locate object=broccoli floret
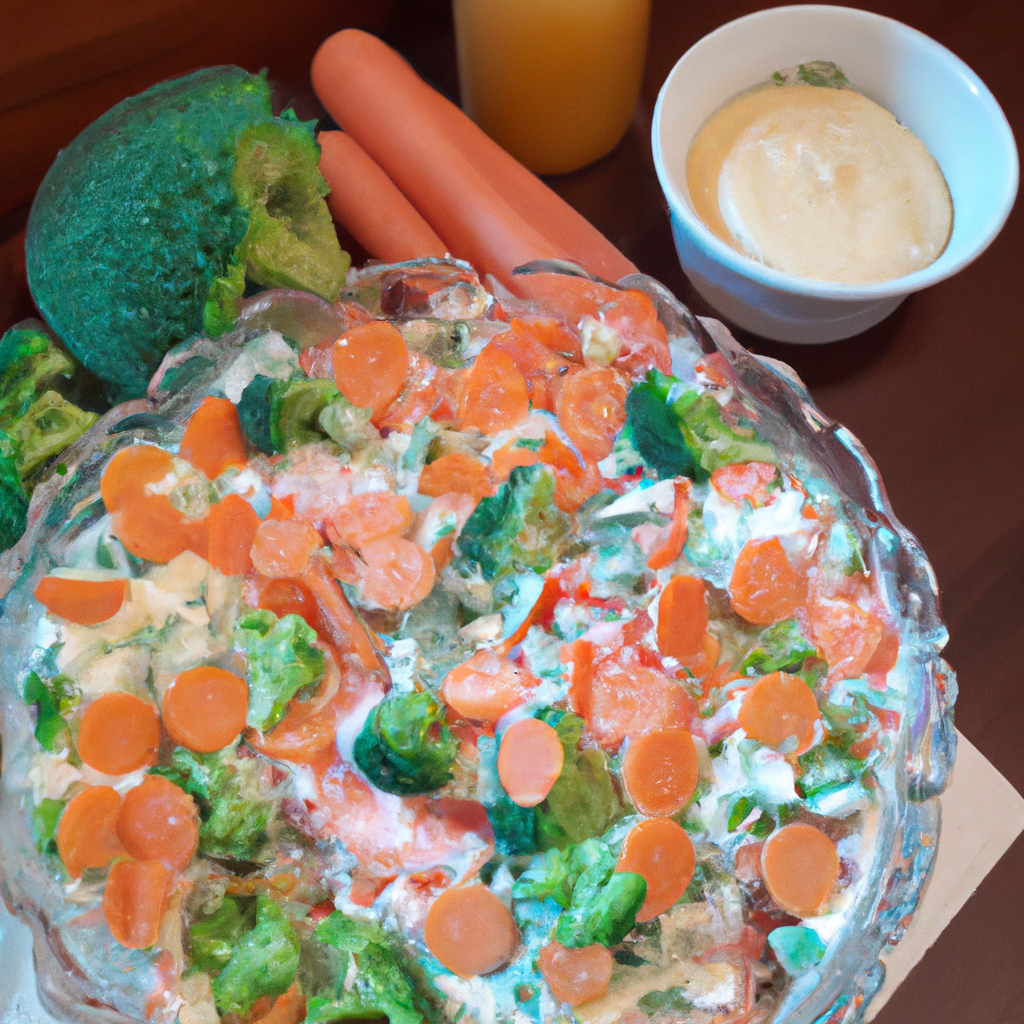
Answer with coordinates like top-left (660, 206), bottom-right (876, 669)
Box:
top-left (236, 608), bottom-right (325, 732)
top-left (189, 897), bottom-right (257, 974)
top-left (353, 691), bottom-right (458, 795)
top-left (740, 619), bottom-right (819, 676)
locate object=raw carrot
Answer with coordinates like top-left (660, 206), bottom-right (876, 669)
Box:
top-left (117, 775), bottom-right (199, 872)
top-left (710, 462), bottom-right (779, 507)
top-left (737, 671), bottom-right (822, 756)
top-left (760, 823), bottom-right (839, 917)
top-left (538, 942), bottom-right (613, 1006)
top-left (301, 558), bottom-right (381, 673)
top-left (56, 785), bottom-right (127, 878)
top-left (103, 858), bottom-right (173, 949)
top-left (161, 666), bottom-right (248, 753)
top-left (100, 444), bottom-right (174, 512)
top-left (251, 519), bottom-right (323, 579)
top-left (358, 535), bottom-right (436, 610)
top-left (311, 30), bottom-right (635, 283)
top-left (555, 366), bottom-right (627, 461)
top-left (254, 576), bottom-right (324, 632)
top-left (616, 818), bottom-right (695, 922)
top-left (333, 321), bottom-right (411, 423)
top-left (646, 483), bottom-right (691, 571)
top-left (497, 718), bottom-right (564, 807)
top-left (656, 575), bottom-right (707, 662)
top-left (729, 537), bottom-right (807, 626)
top-left (78, 693), bottom-right (160, 775)
top-left (461, 341), bottom-right (530, 434)
top-left (418, 453), bottom-right (491, 501)
top-left (178, 396), bottom-right (247, 480)
top-left (423, 884), bottom-right (520, 977)
top-left (620, 727), bottom-right (699, 817)
top-left (207, 494), bottom-right (261, 576)
top-left (442, 649), bottom-right (539, 723)
top-left (249, 688), bottom-right (343, 771)
top-left (330, 492), bottom-right (414, 549)
top-left (34, 576), bottom-right (128, 626)
top-left (808, 596), bottom-right (885, 684)
top-left (318, 130), bottom-right (447, 262)
top-left (251, 984), bottom-right (307, 1024)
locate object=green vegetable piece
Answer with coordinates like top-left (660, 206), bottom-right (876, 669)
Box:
top-left (189, 897), bottom-right (257, 974)
top-left (637, 987), bottom-right (693, 1016)
top-left (0, 327), bottom-right (77, 426)
top-left (277, 378), bottom-right (340, 450)
top-left (797, 742), bottom-right (867, 800)
top-left (767, 925), bottom-right (827, 974)
top-left (0, 442), bottom-right (28, 550)
top-left (202, 261), bottom-right (247, 339)
top-left (554, 870), bottom-right (647, 948)
top-left (456, 464), bottom-right (572, 581)
top-left (237, 609), bottom-right (325, 732)
top-left (353, 691), bottom-right (458, 795)
top-left (310, 912), bottom-right (423, 1024)
top-left (7, 390), bottom-right (98, 481)
top-left (796, 61), bottom-right (850, 89)
top-left (237, 374), bottom-right (281, 454)
top-left (623, 374), bottom-right (698, 480)
top-left (741, 619), bottom-right (819, 676)
top-left (727, 794), bottom-right (757, 832)
top-left (512, 847), bottom-right (575, 908)
top-left (32, 797), bottom-right (65, 854)
top-left (487, 794), bottom-right (539, 856)
top-left (211, 895), bottom-right (300, 1015)
top-left (23, 671), bottom-right (79, 752)
top-left (320, 393), bottom-right (375, 451)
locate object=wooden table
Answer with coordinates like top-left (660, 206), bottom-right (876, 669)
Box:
top-left (2, 1), bottom-right (1021, 1021)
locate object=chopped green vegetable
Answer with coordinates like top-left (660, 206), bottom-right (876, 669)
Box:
top-left (767, 925), bottom-right (827, 974)
top-left (623, 373), bottom-right (698, 480)
top-left (237, 374), bottom-right (280, 454)
top-left (211, 895), bottom-right (300, 1015)
top-left (0, 441), bottom-right (28, 550)
top-left (554, 869), bottom-right (647, 948)
top-left (487, 793), bottom-right (539, 856)
top-left (0, 327), bottom-right (77, 426)
top-left (353, 691), bottom-right (458, 795)
top-left (741, 619), bottom-right (819, 675)
top-left (308, 912), bottom-right (424, 1024)
top-left (456, 464), bottom-right (573, 582)
top-left (796, 61), bottom-right (850, 89)
top-left (7, 390), bottom-right (97, 479)
top-left (237, 608), bottom-right (325, 732)
top-left (189, 897), bottom-right (257, 974)
top-left (320, 393), bottom-right (375, 451)
top-left (276, 378), bottom-right (340, 450)
top-left (797, 742), bottom-right (866, 799)
top-left (637, 987), bottom-right (693, 1016)
top-left (727, 794), bottom-right (757, 832)
top-left (22, 671), bottom-right (79, 752)
top-left (32, 797), bottom-right (65, 854)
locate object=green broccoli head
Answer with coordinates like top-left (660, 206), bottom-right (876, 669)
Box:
top-left (26, 67), bottom-right (348, 401)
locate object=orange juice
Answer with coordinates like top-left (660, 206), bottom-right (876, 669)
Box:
top-left (453, 0), bottom-right (651, 175)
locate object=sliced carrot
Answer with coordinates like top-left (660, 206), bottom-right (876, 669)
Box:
top-left (555, 366), bottom-right (628, 461)
top-left (178, 396), bottom-right (247, 480)
top-left (760, 823), bottom-right (839, 917)
top-left (511, 315), bottom-right (584, 362)
top-left (865, 628), bottom-right (900, 675)
top-left (418, 453), bottom-right (491, 502)
top-left (255, 576), bottom-right (324, 633)
top-left (117, 775), bottom-right (199, 872)
top-left (301, 559), bottom-right (381, 673)
top-left (710, 462), bottom-right (779, 507)
top-left (737, 671), bottom-right (822, 756)
top-left (251, 519), bottom-right (323, 579)
top-left (657, 575), bottom-right (708, 663)
top-left (512, 273), bottom-right (622, 329)
top-left (248, 688), bottom-right (344, 772)
top-left (592, 290), bottom-right (672, 378)
top-left (111, 496), bottom-right (208, 566)
top-left (56, 785), bottom-right (127, 878)
top-left (34, 576), bottom-right (128, 626)
top-left (461, 341), bottom-right (530, 434)
top-left (492, 319), bottom-right (575, 412)
top-left (330, 492), bottom-right (414, 550)
top-left (423, 884), bottom-right (520, 977)
top-left (208, 494), bottom-right (261, 576)
top-left (616, 818), bottom-right (695, 922)
top-left (251, 983), bottom-right (307, 1024)
top-left (161, 666), bottom-right (248, 753)
top-left (100, 444), bottom-right (175, 513)
top-left (268, 494), bottom-right (295, 520)
top-left (489, 439), bottom-right (543, 481)
top-left (808, 596), bottom-right (884, 684)
top-left (621, 727), bottom-right (699, 817)
top-left (442, 650), bottom-right (539, 723)
top-left (538, 431), bottom-right (604, 513)
top-left (103, 858), bottom-right (173, 949)
top-left (538, 942), bottom-right (613, 1006)
top-left (647, 482), bottom-right (692, 571)
top-left (333, 320), bottom-right (411, 423)
top-left (358, 535), bottom-right (436, 610)
top-left (729, 537), bottom-right (807, 626)
top-left (497, 718), bottom-right (564, 807)
top-left (413, 492), bottom-right (478, 572)
top-left (78, 693), bottom-right (160, 775)
top-left (318, 130), bottom-right (448, 262)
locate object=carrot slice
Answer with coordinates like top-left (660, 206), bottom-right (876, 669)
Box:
top-left (729, 537), bottom-right (807, 625)
top-left (442, 650), bottom-right (539, 723)
top-left (34, 576), bottom-right (128, 626)
top-left (647, 482), bottom-right (691, 571)
top-left (333, 321), bottom-right (411, 423)
top-left (616, 818), bottom-right (695, 922)
top-left (656, 575), bottom-right (708, 663)
top-left (330, 492), bottom-right (415, 550)
top-left (207, 494), bottom-right (261, 576)
top-left (178, 396), bottom-right (247, 480)
top-left (103, 858), bottom-right (173, 949)
top-left (710, 462), bottom-right (779, 507)
top-left (621, 727), bottom-right (699, 817)
top-left (301, 559), bottom-right (381, 673)
top-left (423, 884), bottom-right (520, 977)
top-left (56, 785), bottom-right (127, 878)
top-left (318, 130), bottom-right (447, 262)
top-left (111, 496), bottom-right (206, 566)
top-left (462, 341), bottom-right (530, 434)
top-left (358, 536), bottom-right (436, 610)
top-left (808, 596), bottom-right (885, 684)
top-left (555, 366), bottom-right (627, 461)
top-left (418, 453), bottom-right (491, 502)
top-left (250, 690), bottom-right (343, 772)
top-left (497, 718), bottom-right (564, 807)
top-left (251, 983), bottom-right (307, 1024)
top-left (538, 430), bottom-right (604, 513)
top-left (538, 942), bottom-right (613, 1006)
top-left (254, 576), bottom-right (324, 633)
top-left (161, 666), bottom-right (248, 753)
top-left (251, 519), bottom-right (323, 579)
top-left (117, 775), bottom-right (199, 872)
top-left (78, 693), bottom-right (160, 775)
top-left (760, 823), bottom-right (839, 917)
top-left (413, 492), bottom-right (478, 572)
top-left (100, 444), bottom-right (175, 513)
top-left (737, 671), bottom-right (822, 755)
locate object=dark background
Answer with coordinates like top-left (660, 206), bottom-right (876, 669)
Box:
top-left (1, 1), bottom-right (1022, 1021)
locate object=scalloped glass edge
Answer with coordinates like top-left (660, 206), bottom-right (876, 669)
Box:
top-left (0, 260), bottom-right (957, 1024)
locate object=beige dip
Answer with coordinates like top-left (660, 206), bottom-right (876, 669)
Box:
top-left (685, 70), bottom-right (953, 284)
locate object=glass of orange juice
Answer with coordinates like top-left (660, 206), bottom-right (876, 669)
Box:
top-left (452, 0), bottom-right (652, 175)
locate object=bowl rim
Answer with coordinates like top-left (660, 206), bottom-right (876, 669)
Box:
top-left (652, 3), bottom-right (1020, 300)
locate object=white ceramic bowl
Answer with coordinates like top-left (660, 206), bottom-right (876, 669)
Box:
top-left (652, 4), bottom-right (1019, 343)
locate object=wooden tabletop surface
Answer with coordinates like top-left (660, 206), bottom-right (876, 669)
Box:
top-left (3, 1), bottom-right (1021, 1021)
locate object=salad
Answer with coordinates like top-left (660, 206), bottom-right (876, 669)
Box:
top-left (0, 259), bottom-right (950, 1024)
